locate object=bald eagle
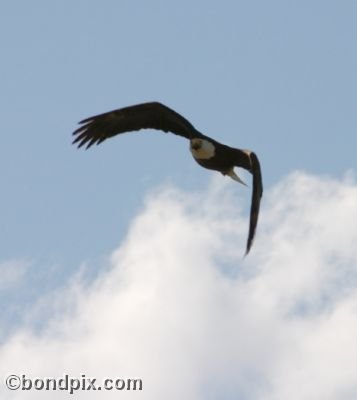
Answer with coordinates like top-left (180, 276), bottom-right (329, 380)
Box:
top-left (73, 102), bottom-right (263, 255)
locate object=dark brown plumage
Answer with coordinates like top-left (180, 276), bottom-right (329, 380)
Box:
top-left (73, 101), bottom-right (263, 255)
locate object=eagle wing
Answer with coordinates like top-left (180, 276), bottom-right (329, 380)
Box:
top-left (245, 152), bottom-right (263, 255)
top-left (232, 149), bottom-right (263, 255)
top-left (73, 102), bottom-right (199, 149)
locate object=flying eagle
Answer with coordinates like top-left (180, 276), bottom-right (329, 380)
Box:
top-left (73, 102), bottom-right (263, 255)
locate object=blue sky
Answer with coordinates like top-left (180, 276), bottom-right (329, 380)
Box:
top-left (1, 2), bottom-right (357, 399)
top-left (1, 0), bottom-right (356, 264)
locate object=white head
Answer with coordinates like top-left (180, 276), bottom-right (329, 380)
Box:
top-left (190, 138), bottom-right (215, 160)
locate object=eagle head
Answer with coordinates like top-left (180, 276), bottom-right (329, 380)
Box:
top-left (190, 138), bottom-right (215, 160)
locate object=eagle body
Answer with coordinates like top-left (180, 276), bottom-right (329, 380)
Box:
top-left (73, 102), bottom-right (263, 255)
top-left (190, 138), bottom-right (252, 174)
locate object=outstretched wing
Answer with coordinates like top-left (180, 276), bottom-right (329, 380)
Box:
top-left (245, 152), bottom-right (263, 255)
top-left (72, 102), bottom-right (198, 149)
top-left (232, 149), bottom-right (263, 255)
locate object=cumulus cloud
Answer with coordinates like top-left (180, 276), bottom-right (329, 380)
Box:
top-left (1, 171), bottom-right (357, 399)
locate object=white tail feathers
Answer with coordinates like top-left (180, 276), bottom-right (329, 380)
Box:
top-left (225, 168), bottom-right (247, 186)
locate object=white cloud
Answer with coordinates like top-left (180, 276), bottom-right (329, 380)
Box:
top-left (1, 171), bottom-right (357, 399)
